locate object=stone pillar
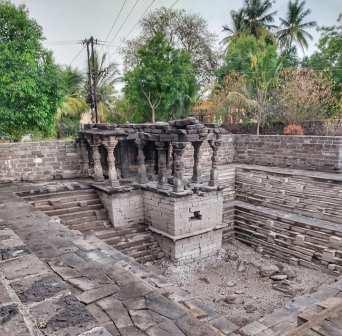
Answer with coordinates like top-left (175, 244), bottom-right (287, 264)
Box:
top-left (156, 142), bottom-right (168, 188)
top-left (135, 138), bottom-right (148, 184)
top-left (91, 144), bottom-right (104, 182)
top-left (208, 138), bottom-right (222, 187)
top-left (79, 138), bottom-right (90, 176)
top-left (104, 137), bottom-right (120, 187)
top-left (192, 141), bottom-right (203, 183)
top-left (173, 142), bottom-right (187, 192)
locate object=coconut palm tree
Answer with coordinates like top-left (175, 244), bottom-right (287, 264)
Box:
top-left (222, 9), bottom-right (246, 46)
top-left (243, 0), bottom-right (277, 37)
top-left (89, 51), bottom-right (120, 121)
top-left (56, 67), bottom-right (87, 122)
top-left (278, 0), bottom-right (316, 52)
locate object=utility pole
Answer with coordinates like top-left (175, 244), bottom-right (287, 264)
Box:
top-left (83, 36), bottom-right (99, 123)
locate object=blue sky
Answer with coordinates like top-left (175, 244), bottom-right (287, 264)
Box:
top-left (13, 0), bottom-right (342, 70)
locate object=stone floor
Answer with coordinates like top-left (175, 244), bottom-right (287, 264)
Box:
top-left (1, 181), bottom-right (342, 336)
top-left (0, 183), bottom-right (220, 336)
top-left (157, 241), bottom-right (336, 327)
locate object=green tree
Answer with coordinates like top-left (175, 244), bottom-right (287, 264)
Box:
top-left (222, 9), bottom-right (246, 47)
top-left (122, 7), bottom-right (216, 90)
top-left (124, 33), bottom-right (197, 123)
top-left (278, 0), bottom-right (316, 52)
top-left (306, 15), bottom-right (342, 99)
top-left (0, 1), bottom-right (63, 140)
top-left (217, 33), bottom-right (282, 134)
top-left (243, 0), bottom-right (277, 37)
top-left (57, 51), bottom-right (120, 130)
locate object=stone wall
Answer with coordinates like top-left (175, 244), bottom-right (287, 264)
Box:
top-left (235, 166), bottom-right (342, 224)
top-left (183, 133), bottom-right (235, 180)
top-left (97, 189), bottom-right (144, 227)
top-left (233, 135), bottom-right (342, 173)
top-left (0, 140), bottom-right (82, 183)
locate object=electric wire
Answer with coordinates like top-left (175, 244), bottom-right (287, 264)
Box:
top-left (110, 0), bottom-right (142, 44)
top-left (69, 45), bottom-right (85, 66)
top-left (103, 0), bottom-right (129, 43)
top-left (125, 0), bottom-right (157, 39)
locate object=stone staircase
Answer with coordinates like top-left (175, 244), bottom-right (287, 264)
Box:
top-left (19, 185), bottom-right (164, 263)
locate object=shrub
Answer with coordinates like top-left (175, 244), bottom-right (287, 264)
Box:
top-left (283, 124), bottom-right (304, 135)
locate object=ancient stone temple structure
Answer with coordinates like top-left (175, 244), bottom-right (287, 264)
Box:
top-left (78, 118), bottom-right (225, 263)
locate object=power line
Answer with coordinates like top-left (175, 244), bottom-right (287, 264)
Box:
top-left (103, 0), bottom-right (129, 42)
top-left (170, 0), bottom-right (180, 8)
top-left (126, 0), bottom-right (157, 39)
top-left (110, 0), bottom-right (142, 44)
top-left (69, 45), bottom-right (85, 66)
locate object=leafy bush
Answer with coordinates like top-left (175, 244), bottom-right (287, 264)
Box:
top-left (283, 124), bottom-right (304, 135)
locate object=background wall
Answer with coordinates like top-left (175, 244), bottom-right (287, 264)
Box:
top-left (233, 135), bottom-right (342, 173)
top-left (0, 140), bottom-right (82, 183)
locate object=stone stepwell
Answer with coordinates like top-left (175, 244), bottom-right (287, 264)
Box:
top-left (18, 183), bottom-right (165, 264)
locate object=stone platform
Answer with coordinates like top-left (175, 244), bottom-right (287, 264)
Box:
top-left (0, 183), bottom-right (223, 336)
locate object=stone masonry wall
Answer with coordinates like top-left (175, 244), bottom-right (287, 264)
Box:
top-left (234, 135), bottom-right (342, 173)
top-left (0, 140), bottom-right (82, 183)
top-left (235, 166), bottom-right (342, 224)
top-left (98, 189), bottom-right (144, 227)
top-left (183, 133), bottom-right (235, 180)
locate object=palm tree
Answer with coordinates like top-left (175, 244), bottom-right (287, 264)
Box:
top-left (57, 52), bottom-right (120, 127)
top-left (243, 0), bottom-right (277, 37)
top-left (222, 9), bottom-right (246, 46)
top-left (57, 67), bottom-right (87, 122)
top-left (278, 0), bottom-right (316, 52)
top-left (90, 52), bottom-right (120, 121)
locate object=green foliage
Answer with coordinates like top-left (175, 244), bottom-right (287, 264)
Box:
top-left (216, 33), bottom-right (282, 133)
top-left (0, 1), bottom-right (63, 140)
top-left (124, 33), bottom-right (198, 123)
top-left (306, 16), bottom-right (342, 100)
top-left (122, 7), bottom-right (217, 89)
top-left (278, 0), bottom-right (316, 52)
top-left (222, 0), bottom-right (277, 46)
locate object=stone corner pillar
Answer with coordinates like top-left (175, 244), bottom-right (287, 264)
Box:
top-left (135, 138), bottom-right (148, 184)
top-left (191, 141), bottom-right (203, 184)
top-left (104, 137), bottom-right (120, 187)
top-left (208, 137), bottom-right (222, 187)
top-left (91, 143), bottom-right (104, 182)
top-left (155, 142), bottom-right (168, 189)
top-left (172, 142), bottom-right (187, 192)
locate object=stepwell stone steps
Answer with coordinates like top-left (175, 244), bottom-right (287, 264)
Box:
top-left (19, 186), bottom-right (165, 264)
top-left (33, 197), bottom-right (101, 210)
top-left (19, 188), bottom-right (96, 201)
top-left (234, 201), bottom-right (342, 273)
top-left (42, 202), bottom-right (103, 216)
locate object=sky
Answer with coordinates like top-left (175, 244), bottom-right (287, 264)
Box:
top-left (12, 0), bottom-right (342, 71)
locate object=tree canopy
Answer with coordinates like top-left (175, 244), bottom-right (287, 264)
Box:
top-left (124, 33), bottom-right (197, 123)
top-left (122, 7), bottom-right (217, 90)
top-left (0, 1), bottom-right (63, 140)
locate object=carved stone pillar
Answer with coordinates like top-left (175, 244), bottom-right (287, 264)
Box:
top-left (156, 142), bottom-right (168, 188)
top-left (79, 138), bottom-right (90, 176)
top-left (91, 144), bottom-right (104, 182)
top-left (173, 142), bottom-right (187, 192)
top-left (135, 138), bottom-right (148, 184)
top-left (104, 137), bottom-right (120, 187)
top-left (192, 141), bottom-right (203, 183)
top-left (208, 138), bottom-right (222, 187)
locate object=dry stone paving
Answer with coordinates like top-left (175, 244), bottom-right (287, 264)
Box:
top-left (0, 185), bottom-right (225, 336)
